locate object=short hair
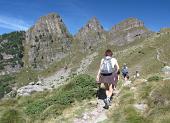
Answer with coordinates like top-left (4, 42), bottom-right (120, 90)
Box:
top-left (105, 49), bottom-right (113, 56)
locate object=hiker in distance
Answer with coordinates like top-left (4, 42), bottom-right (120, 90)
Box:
top-left (122, 63), bottom-right (129, 81)
top-left (96, 49), bottom-right (120, 109)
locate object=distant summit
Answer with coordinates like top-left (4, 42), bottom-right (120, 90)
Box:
top-left (111, 18), bottom-right (144, 32)
top-left (83, 17), bottom-right (104, 32)
top-left (108, 17), bottom-right (151, 45)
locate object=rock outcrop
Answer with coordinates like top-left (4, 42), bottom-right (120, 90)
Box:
top-left (108, 18), bottom-right (151, 45)
top-left (75, 17), bottom-right (106, 52)
top-left (25, 13), bottom-right (72, 70)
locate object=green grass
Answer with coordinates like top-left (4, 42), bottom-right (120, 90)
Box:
top-left (119, 88), bottom-right (135, 105)
top-left (0, 31), bottom-right (25, 70)
top-left (0, 75), bottom-right (15, 99)
top-left (147, 75), bottom-right (163, 82)
top-left (0, 74), bottom-right (97, 122)
top-left (14, 67), bottom-right (38, 87)
top-left (25, 74), bottom-right (96, 118)
top-left (0, 29), bottom-right (170, 123)
top-left (0, 109), bottom-right (26, 123)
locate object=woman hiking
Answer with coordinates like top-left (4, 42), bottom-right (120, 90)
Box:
top-left (96, 49), bottom-right (120, 109)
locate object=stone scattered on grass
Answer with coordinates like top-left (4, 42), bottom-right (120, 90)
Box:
top-left (133, 103), bottom-right (148, 112)
top-left (162, 66), bottom-right (170, 74)
top-left (123, 80), bottom-right (132, 87)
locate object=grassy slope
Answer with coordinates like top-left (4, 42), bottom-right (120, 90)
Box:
top-left (88, 32), bottom-right (170, 78)
top-left (14, 39), bottom-right (87, 87)
top-left (0, 74), bottom-right (97, 123)
top-left (87, 32), bottom-right (170, 123)
top-left (0, 31), bottom-right (170, 122)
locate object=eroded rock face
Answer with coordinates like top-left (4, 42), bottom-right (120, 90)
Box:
top-left (25, 13), bottom-right (72, 70)
top-left (75, 17), bottom-right (106, 52)
top-left (108, 18), bottom-right (151, 45)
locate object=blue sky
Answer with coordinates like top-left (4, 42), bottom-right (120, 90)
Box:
top-left (0, 0), bottom-right (170, 34)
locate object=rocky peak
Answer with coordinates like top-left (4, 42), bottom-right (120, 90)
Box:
top-left (111, 18), bottom-right (144, 32)
top-left (25, 13), bottom-right (72, 70)
top-left (75, 17), bottom-right (105, 52)
top-left (108, 18), bottom-right (150, 45)
top-left (84, 17), bottom-right (104, 31)
top-left (27, 13), bottom-right (69, 39)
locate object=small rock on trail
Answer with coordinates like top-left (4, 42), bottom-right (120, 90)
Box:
top-left (73, 99), bottom-right (107, 123)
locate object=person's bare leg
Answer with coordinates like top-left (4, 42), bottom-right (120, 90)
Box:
top-left (124, 77), bottom-right (127, 81)
top-left (98, 83), bottom-right (101, 89)
top-left (104, 83), bottom-right (109, 97)
top-left (108, 84), bottom-right (113, 97)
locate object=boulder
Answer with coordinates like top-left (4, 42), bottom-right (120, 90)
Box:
top-left (162, 66), bottom-right (170, 74)
top-left (17, 85), bottom-right (45, 96)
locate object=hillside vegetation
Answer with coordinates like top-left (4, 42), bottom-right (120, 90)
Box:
top-left (0, 31), bottom-right (25, 70)
top-left (0, 15), bottom-right (170, 122)
top-left (0, 31), bottom-right (25, 98)
top-left (0, 74), bottom-right (97, 123)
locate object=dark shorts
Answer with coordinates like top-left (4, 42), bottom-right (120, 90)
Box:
top-left (122, 73), bottom-right (128, 78)
top-left (98, 72), bottom-right (118, 86)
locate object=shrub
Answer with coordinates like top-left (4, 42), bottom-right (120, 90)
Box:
top-left (147, 75), bottom-right (162, 82)
top-left (0, 75), bottom-right (15, 98)
top-left (25, 74), bottom-right (97, 118)
top-left (0, 109), bottom-right (25, 123)
top-left (0, 31), bottom-right (25, 70)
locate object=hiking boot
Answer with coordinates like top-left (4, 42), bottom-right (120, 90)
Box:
top-left (104, 98), bottom-right (110, 107)
top-left (108, 99), bottom-right (111, 106)
top-left (103, 104), bottom-right (109, 109)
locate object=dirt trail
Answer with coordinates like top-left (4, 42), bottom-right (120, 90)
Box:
top-left (73, 88), bottom-right (121, 123)
top-left (156, 48), bottom-right (167, 65)
top-left (73, 78), bottom-right (151, 123)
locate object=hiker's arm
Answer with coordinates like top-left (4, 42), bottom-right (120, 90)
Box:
top-left (115, 60), bottom-right (120, 80)
top-left (115, 60), bottom-right (120, 72)
top-left (96, 59), bottom-right (103, 81)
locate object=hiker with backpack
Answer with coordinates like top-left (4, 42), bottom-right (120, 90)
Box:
top-left (96, 49), bottom-right (120, 109)
top-left (122, 63), bottom-right (129, 81)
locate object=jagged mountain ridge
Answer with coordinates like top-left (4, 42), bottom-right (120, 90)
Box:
top-left (25, 13), bottom-right (152, 70)
top-left (1, 13), bottom-right (152, 72)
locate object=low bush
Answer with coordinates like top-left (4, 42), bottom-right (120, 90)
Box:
top-left (0, 75), bottom-right (15, 98)
top-left (0, 109), bottom-right (25, 123)
top-left (147, 75), bottom-right (162, 82)
top-left (25, 74), bottom-right (97, 118)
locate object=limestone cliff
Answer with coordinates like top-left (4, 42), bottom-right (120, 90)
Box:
top-left (25, 13), bottom-right (72, 70)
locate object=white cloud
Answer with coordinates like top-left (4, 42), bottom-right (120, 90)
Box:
top-left (0, 15), bottom-right (30, 31)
